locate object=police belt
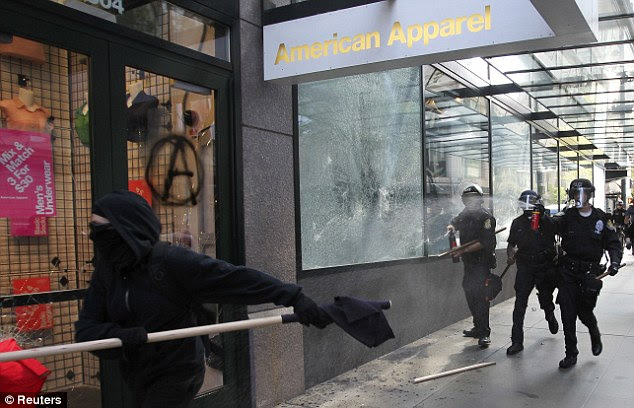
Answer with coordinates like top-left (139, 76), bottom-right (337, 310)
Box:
top-left (562, 257), bottom-right (601, 273)
top-left (516, 250), bottom-right (552, 264)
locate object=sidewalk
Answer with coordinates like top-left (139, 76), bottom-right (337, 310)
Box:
top-left (279, 253), bottom-right (634, 408)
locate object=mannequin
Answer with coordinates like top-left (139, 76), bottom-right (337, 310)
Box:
top-left (18, 87), bottom-right (36, 112)
top-left (0, 85), bottom-right (50, 131)
top-left (127, 80), bottom-right (144, 108)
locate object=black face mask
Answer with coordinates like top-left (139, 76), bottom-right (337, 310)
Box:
top-left (90, 224), bottom-right (137, 271)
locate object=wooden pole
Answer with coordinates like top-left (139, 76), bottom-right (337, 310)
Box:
top-left (0, 315), bottom-right (284, 363)
top-left (413, 361), bottom-right (496, 384)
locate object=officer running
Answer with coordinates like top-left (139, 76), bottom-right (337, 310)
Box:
top-left (552, 179), bottom-right (622, 369)
top-left (447, 183), bottom-right (497, 347)
top-left (624, 201), bottom-right (634, 253)
top-left (506, 190), bottom-right (559, 356)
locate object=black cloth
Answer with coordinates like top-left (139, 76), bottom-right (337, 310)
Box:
top-left (320, 296), bottom-right (395, 348)
top-left (451, 207), bottom-right (497, 338)
top-left (552, 207), bottom-right (622, 356)
top-left (76, 190), bottom-right (303, 407)
top-left (127, 91), bottom-right (159, 143)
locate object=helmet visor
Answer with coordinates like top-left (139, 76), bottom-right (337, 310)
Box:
top-left (570, 187), bottom-right (593, 208)
top-left (518, 195), bottom-right (539, 211)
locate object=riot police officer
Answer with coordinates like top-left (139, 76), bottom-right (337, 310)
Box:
top-left (447, 183), bottom-right (497, 347)
top-left (552, 179), bottom-right (622, 369)
top-left (506, 190), bottom-right (558, 356)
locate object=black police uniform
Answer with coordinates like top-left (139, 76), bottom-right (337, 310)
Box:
top-left (507, 212), bottom-right (557, 345)
top-left (611, 207), bottom-right (626, 227)
top-left (451, 208), bottom-right (497, 339)
top-left (552, 207), bottom-right (622, 361)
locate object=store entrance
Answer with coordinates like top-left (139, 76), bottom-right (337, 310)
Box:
top-left (0, 4), bottom-right (239, 408)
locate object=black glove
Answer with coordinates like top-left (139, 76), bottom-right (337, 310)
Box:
top-left (292, 293), bottom-right (332, 329)
top-left (116, 327), bottom-right (148, 349)
top-left (608, 262), bottom-right (620, 276)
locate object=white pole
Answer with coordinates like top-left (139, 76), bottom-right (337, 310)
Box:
top-left (413, 361), bottom-right (496, 383)
top-left (0, 315), bottom-right (284, 363)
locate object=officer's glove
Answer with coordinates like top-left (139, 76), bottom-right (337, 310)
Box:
top-left (608, 262), bottom-right (620, 276)
top-left (292, 293), bottom-right (332, 329)
top-left (535, 204), bottom-right (546, 215)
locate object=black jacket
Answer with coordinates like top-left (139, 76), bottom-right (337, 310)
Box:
top-left (75, 190), bottom-right (302, 388)
top-left (450, 207), bottom-right (497, 266)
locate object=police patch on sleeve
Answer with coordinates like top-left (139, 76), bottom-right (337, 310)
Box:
top-left (595, 220), bottom-right (604, 234)
top-left (484, 218), bottom-right (492, 230)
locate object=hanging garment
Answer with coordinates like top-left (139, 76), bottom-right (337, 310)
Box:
top-left (0, 97), bottom-right (50, 131)
top-left (127, 91), bottom-right (159, 143)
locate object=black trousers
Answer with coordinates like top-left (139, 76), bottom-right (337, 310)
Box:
top-left (463, 263), bottom-right (490, 337)
top-left (511, 262), bottom-right (557, 344)
top-left (556, 266), bottom-right (599, 356)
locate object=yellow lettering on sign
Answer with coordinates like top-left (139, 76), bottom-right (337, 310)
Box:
top-left (311, 42), bottom-right (323, 59)
top-left (274, 43), bottom-right (289, 65)
top-left (387, 22), bottom-right (406, 46)
top-left (291, 44), bottom-right (310, 61)
top-left (440, 18), bottom-right (455, 37)
top-left (272, 5), bottom-right (493, 65)
top-left (339, 36), bottom-right (352, 53)
top-left (423, 21), bottom-right (439, 45)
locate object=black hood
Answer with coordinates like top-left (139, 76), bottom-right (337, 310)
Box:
top-left (93, 190), bottom-right (161, 263)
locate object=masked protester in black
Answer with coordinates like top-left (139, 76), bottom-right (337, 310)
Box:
top-left (551, 179), bottom-right (622, 369)
top-left (75, 190), bottom-right (331, 408)
top-left (506, 190), bottom-right (558, 356)
top-left (447, 183), bottom-right (497, 348)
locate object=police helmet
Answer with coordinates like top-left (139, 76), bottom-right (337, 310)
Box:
top-left (568, 178), bottom-right (595, 208)
top-left (461, 183), bottom-right (484, 208)
top-left (617, 199), bottom-right (624, 206)
top-left (518, 190), bottom-right (541, 211)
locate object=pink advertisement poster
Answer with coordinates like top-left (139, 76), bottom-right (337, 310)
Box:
top-left (0, 129), bottom-right (56, 217)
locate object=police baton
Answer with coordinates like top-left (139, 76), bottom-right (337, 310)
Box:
top-left (596, 263), bottom-right (626, 280)
top-left (434, 227), bottom-right (507, 259)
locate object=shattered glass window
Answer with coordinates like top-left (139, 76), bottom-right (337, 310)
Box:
top-left (298, 67), bottom-right (422, 269)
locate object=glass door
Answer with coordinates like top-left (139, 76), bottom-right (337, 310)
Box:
top-left (107, 43), bottom-right (236, 407)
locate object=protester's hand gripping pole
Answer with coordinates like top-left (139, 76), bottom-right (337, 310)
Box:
top-left (596, 263), bottom-right (626, 280)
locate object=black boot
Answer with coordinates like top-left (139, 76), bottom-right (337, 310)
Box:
top-left (590, 327), bottom-right (602, 356)
top-left (558, 354), bottom-right (577, 369)
top-left (506, 343), bottom-right (524, 355)
top-left (546, 314), bottom-right (559, 335)
top-left (463, 328), bottom-right (479, 338)
top-left (478, 336), bottom-right (491, 347)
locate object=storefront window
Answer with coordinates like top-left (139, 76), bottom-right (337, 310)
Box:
top-left (491, 103), bottom-right (530, 246)
top-left (124, 66), bottom-right (222, 392)
top-left (50, 1), bottom-right (229, 61)
top-left (298, 67), bottom-right (422, 269)
top-left (532, 134), bottom-right (559, 213)
top-left (0, 36), bottom-right (99, 405)
top-left (424, 66), bottom-right (490, 254)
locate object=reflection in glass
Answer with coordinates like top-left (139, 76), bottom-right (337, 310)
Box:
top-left (491, 103), bottom-right (530, 246)
top-left (298, 68), bottom-right (422, 269)
top-left (50, 0), bottom-right (229, 60)
top-left (560, 147), bottom-right (579, 207)
top-left (533, 135), bottom-right (559, 213)
top-left (424, 66), bottom-right (489, 254)
top-left (124, 66), bottom-right (221, 393)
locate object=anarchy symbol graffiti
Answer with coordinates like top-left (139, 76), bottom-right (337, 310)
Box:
top-left (145, 134), bottom-right (204, 206)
